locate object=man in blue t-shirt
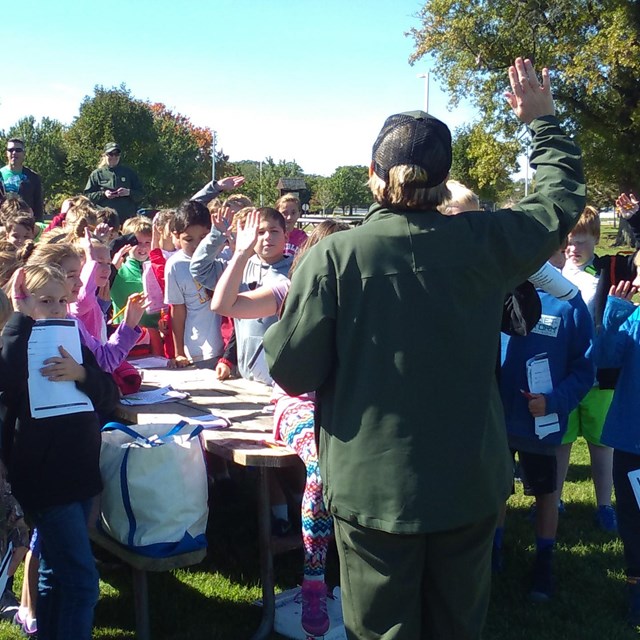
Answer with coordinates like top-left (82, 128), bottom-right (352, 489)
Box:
top-left (0, 138), bottom-right (44, 220)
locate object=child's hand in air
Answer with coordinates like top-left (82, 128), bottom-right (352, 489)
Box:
top-left (609, 280), bottom-right (638, 302)
top-left (124, 293), bottom-right (149, 329)
top-left (235, 209), bottom-right (260, 255)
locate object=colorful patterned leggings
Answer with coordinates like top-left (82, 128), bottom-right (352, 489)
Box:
top-left (279, 400), bottom-right (333, 578)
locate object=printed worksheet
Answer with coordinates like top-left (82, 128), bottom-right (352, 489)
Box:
top-left (526, 353), bottom-right (560, 439)
top-left (27, 319), bottom-right (94, 419)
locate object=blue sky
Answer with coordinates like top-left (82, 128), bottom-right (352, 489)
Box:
top-left (0, 0), bottom-right (477, 177)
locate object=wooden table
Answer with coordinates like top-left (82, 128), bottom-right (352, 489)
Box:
top-left (114, 366), bottom-right (300, 640)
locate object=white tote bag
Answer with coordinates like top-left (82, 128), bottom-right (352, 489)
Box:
top-left (99, 422), bottom-right (209, 557)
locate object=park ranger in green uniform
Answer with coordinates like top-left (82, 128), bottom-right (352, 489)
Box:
top-left (84, 142), bottom-right (144, 223)
top-left (264, 58), bottom-right (586, 640)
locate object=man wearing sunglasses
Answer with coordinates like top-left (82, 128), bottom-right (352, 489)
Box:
top-left (84, 142), bottom-right (144, 224)
top-left (1, 138), bottom-right (44, 220)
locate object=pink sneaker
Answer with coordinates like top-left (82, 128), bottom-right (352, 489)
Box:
top-left (301, 579), bottom-right (329, 637)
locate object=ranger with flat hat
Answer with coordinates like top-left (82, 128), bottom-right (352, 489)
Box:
top-left (84, 142), bottom-right (144, 223)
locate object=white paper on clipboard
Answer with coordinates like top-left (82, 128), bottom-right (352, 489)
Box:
top-left (526, 353), bottom-right (560, 439)
top-left (27, 319), bottom-right (94, 420)
top-left (628, 469), bottom-right (640, 509)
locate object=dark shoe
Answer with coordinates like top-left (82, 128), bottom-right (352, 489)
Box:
top-left (0, 589), bottom-right (19, 620)
top-left (628, 578), bottom-right (640, 627)
top-left (595, 505), bottom-right (618, 533)
top-left (529, 548), bottom-right (553, 602)
top-left (271, 517), bottom-right (292, 537)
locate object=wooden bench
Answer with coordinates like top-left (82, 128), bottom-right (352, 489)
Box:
top-left (89, 526), bottom-right (206, 640)
top-left (114, 367), bottom-right (301, 640)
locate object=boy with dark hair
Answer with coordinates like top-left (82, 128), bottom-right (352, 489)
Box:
top-left (164, 200), bottom-right (223, 368)
top-left (190, 206), bottom-right (291, 384)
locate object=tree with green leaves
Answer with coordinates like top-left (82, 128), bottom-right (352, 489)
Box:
top-left (329, 165), bottom-right (370, 214)
top-left (64, 85), bottom-right (158, 197)
top-left (230, 157), bottom-right (304, 207)
top-left (410, 0), bottom-right (640, 204)
top-left (450, 123), bottom-right (519, 204)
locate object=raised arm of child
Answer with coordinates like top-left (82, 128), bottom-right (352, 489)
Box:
top-left (211, 209), bottom-right (280, 319)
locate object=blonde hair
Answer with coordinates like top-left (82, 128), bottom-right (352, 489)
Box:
top-left (571, 205), bottom-right (600, 241)
top-left (8, 263), bottom-right (67, 299)
top-left (275, 194), bottom-right (301, 212)
top-left (62, 203), bottom-right (99, 243)
top-left (230, 207), bottom-right (255, 233)
top-left (224, 194), bottom-right (253, 212)
top-left (22, 241), bottom-right (82, 270)
top-left (0, 246), bottom-right (19, 289)
top-left (0, 196), bottom-right (33, 226)
top-left (0, 288), bottom-right (11, 330)
top-left (368, 164), bottom-right (450, 210)
top-left (153, 209), bottom-right (176, 233)
top-left (438, 180), bottom-right (480, 215)
top-left (122, 215), bottom-right (152, 236)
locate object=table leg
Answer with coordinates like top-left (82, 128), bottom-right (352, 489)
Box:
top-left (132, 567), bottom-right (151, 640)
top-left (251, 466), bottom-right (275, 640)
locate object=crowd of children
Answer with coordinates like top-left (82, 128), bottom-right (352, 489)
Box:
top-left (1, 170), bottom-right (640, 637)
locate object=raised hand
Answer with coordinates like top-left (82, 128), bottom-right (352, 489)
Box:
top-left (212, 205), bottom-right (235, 235)
top-left (112, 244), bottom-right (132, 270)
top-left (124, 292), bottom-right (150, 328)
top-left (235, 209), bottom-right (260, 254)
top-left (615, 193), bottom-right (639, 219)
top-left (11, 268), bottom-right (36, 318)
top-left (609, 280), bottom-right (638, 302)
top-left (505, 57), bottom-right (555, 124)
top-left (217, 176), bottom-right (245, 192)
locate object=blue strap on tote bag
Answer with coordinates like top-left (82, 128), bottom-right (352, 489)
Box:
top-left (99, 421), bottom-right (208, 557)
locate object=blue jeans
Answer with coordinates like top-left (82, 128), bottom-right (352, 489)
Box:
top-left (31, 500), bottom-right (99, 640)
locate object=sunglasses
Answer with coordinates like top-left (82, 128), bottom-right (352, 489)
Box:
top-left (7, 148), bottom-right (24, 153)
top-left (107, 151), bottom-right (121, 156)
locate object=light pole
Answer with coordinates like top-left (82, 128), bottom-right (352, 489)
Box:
top-left (211, 129), bottom-right (217, 181)
top-left (417, 72), bottom-right (430, 112)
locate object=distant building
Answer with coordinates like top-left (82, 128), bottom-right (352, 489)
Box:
top-left (276, 178), bottom-right (309, 205)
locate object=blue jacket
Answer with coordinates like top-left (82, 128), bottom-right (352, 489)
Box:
top-left (594, 296), bottom-right (640, 453)
top-left (500, 290), bottom-right (595, 451)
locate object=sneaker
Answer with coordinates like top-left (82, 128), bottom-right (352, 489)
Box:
top-left (22, 615), bottom-right (37, 636)
top-left (0, 590), bottom-right (19, 620)
top-left (595, 505), bottom-right (618, 533)
top-left (271, 517), bottom-right (292, 537)
top-left (628, 578), bottom-right (640, 627)
top-left (529, 548), bottom-right (553, 603)
top-left (301, 579), bottom-right (330, 637)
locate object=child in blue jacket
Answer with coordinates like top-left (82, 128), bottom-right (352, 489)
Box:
top-left (498, 251), bottom-right (594, 602)
top-left (593, 269), bottom-right (640, 626)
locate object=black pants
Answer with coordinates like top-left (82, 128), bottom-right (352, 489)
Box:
top-left (613, 449), bottom-right (640, 576)
top-left (334, 512), bottom-right (498, 640)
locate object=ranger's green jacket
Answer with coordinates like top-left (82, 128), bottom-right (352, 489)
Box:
top-left (84, 164), bottom-right (144, 222)
top-left (264, 116), bottom-right (586, 534)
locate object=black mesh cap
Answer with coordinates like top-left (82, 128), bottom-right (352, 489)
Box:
top-left (372, 111), bottom-right (452, 188)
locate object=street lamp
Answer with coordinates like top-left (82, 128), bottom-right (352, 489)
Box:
top-left (211, 129), bottom-right (217, 181)
top-left (417, 72), bottom-right (430, 112)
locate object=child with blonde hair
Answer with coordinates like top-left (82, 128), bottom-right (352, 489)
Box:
top-left (275, 193), bottom-right (307, 256)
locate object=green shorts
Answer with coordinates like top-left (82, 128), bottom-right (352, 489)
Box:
top-left (562, 386), bottom-right (614, 446)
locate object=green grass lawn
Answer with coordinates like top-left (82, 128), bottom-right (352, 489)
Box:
top-left (0, 440), bottom-right (635, 640)
top-left (0, 224), bottom-right (635, 639)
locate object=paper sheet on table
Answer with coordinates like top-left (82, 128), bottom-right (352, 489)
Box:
top-left (526, 353), bottom-right (560, 439)
top-left (0, 542), bottom-right (13, 597)
top-left (183, 413), bottom-right (231, 429)
top-left (27, 319), bottom-right (94, 419)
top-left (628, 469), bottom-right (640, 509)
top-left (129, 356), bottom-right (169, 369)
top-left (120, 385), bottom-right (189, 406)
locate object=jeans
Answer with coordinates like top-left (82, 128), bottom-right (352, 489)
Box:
top-left (613, 449), bottom-right (640, 576)
top-left (31, 500), bottom-right (99, 640)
